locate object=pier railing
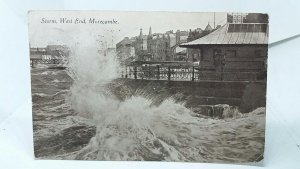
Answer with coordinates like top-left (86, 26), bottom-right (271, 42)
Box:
top-left (121, 61), bottom-right (265, 81)
top-left (30, 58), bottom-right (63, 68)
top-left (122, 65), bottom-right (199, 81)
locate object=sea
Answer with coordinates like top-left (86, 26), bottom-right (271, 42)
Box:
top-left (31, 50), bottom-right (265, 163)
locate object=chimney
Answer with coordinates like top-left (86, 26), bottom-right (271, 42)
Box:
top-left (139, 28), bottom-right (143, 38)
top-left (149, 26), bottom-right (152, 36)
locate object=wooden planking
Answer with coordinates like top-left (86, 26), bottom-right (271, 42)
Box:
top-left (250, 31), bottom-right (260, 44)
top-left (236, 32), bottom-right (247, 44)
top-left (226, 57), bottom-right (265, 62)
top-left (228, 32), bottom-right (240, 44)
top-left (224, 61), bottom-right (264, 69)
top-left (243, 32), bottom-right (253, 44)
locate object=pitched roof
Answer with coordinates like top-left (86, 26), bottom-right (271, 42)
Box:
top-left (195, 28), bottom-right (203, 32)
top-left (180, 23), bottom-right (268, 47)
top-left (204, 23), bottom-right (213, 31)
top-left (175, 47), bottom-right (186, 53)
top-left (116, 37), bottom-right (132, 46)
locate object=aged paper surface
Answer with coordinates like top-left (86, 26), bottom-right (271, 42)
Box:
top-left (29, 11), bottom-right (268, 163)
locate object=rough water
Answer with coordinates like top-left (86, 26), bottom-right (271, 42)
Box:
top-left (31, 46), bottom-right (265, 163)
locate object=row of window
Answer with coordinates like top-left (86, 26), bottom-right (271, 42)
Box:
top-left (228, 24), bottom-right (267, 33)
top-left (191, 49), bottom-right (264, 62)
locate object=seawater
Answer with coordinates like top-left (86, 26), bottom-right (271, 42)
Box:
top-left (31, 44), bottom-right (265, 163)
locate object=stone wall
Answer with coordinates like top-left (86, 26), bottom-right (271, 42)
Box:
top-left (108, 78), bottom-right (266, 114)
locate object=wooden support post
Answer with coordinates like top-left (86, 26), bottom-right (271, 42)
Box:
top-left (198, 65), bottom-right (200, 81)
top-left (134, 66), bottom-right (137, 79)
top-left (157, 65), bottom-right (160, 80)
top-left (192, 66), bottom-right (195, 81)
top-left (147, 65), bottom-right (150, 80)
top-left (220, 67), bottom-right (223, 81)
top-left (168, 66), bottom-right (171, 81)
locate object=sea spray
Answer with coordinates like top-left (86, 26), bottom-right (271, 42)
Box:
top-left (65, 37), bottom-right (205, 161)
top-left (65, 34), bottom-right (266, 162)
top-left (66, 31), bottom-right (120, 118)
top-left (74, 96), bottom-right (207, 161)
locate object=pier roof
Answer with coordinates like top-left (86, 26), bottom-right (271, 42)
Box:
top-left (180, 23), bottom-right (268, 47)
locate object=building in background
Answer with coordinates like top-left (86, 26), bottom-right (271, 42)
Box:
top-left (134, 28), bottom-right (151, 61)
top-left (116, 37), bottom-right (136, 64)
top-left (147, 33), bottom-right (168, 61)
top-left (186, 23), bottom-right (217, 62)
top-left (116, 22), bottom-right (222, 63)
top-left (175, 30), bottom-right (189, 44)
top-left (46, 45), bottom-right (70, 57)
top-left (227, 13), bottom-right (268, 23)
top-left (174, 47), bottom-right (187, 61)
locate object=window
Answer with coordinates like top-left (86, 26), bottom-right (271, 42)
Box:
top-left (248, 24), bottom-right (255, 32)
top-left (225, 50), bottom-right (237, 57)
top-left (193, 53), bottom-right (198, 62)
top-left (228, 24), bottom-right (234, 32)
top-left (234, 24), bottom-right (241, 32)
top-left (241, 24), bottom-right (248, 32)
top-left (260, 24), bottom-right (267, 32)
top-left (213, 49), bottom-right (223, 67)
top-left (213, 49), bottom-right (222, 56)
top-left (199, 49), bottom-right (203, 61)
top-left (192, 49), bottom-right (202, 62)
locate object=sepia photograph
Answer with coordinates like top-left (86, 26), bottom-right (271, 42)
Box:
top-left (28, 11), bottom-right (268, 163)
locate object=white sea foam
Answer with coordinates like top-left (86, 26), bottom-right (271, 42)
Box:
top-left (65, 34), bottom-right (265, 162)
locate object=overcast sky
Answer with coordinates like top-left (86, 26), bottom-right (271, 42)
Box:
top-left (29, 11), bottom-right (227, 48)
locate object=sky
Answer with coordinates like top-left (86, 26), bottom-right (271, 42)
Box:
top-left (28, 11), bottom-right (227, 48)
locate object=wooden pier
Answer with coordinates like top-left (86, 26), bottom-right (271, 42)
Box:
top-left (30, 47), bottom-right (66, 68)
top-left (30, 58), bottom-right (63, 68)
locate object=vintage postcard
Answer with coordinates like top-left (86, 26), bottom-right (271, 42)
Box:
top-left (29, 11), bottom-right (268, 163)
